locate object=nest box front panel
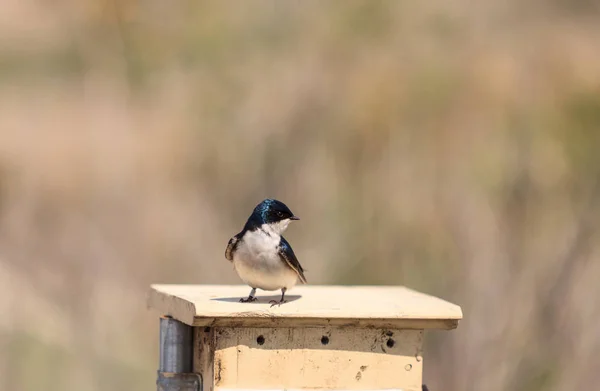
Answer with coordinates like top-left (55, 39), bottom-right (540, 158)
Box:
top-left (195, 327), bottom-right (424, 391)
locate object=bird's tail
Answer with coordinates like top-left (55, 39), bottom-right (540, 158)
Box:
top-left (298, 273), bottom-right (307, 284)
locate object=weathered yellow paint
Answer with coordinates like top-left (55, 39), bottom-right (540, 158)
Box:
top-left (195, 327), bottom-right (423, 391)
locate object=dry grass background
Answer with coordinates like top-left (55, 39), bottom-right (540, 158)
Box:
top-left (1, 1), bottom-right (600, 390)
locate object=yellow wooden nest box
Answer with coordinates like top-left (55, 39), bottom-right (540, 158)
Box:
top-left (148, 284), bottom-right (462, 391)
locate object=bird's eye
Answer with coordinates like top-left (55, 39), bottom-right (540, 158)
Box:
top-left (277, 211), bottom-right (284, 217)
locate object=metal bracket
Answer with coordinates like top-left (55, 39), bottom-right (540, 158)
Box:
top-left (157, 372), bottom-right (201, 391)
top-left (158, 316), bottom-right (201, 391)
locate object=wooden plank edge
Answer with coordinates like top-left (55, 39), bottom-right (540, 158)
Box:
top-left (191, 316), bottom-right (460, 330)
top-left (147, 285), bottom-right (197, 326)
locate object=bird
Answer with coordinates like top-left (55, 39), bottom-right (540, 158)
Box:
top-left (225, 198), bottom-right (307, 306)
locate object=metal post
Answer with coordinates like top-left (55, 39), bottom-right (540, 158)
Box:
top-left (157, 316), bottom-right (201, 391)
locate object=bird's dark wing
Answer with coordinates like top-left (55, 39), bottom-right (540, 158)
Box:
top-left (225, 231), bottom-right (244, 261)
top-left (278, 236), bottom-right (307, 284)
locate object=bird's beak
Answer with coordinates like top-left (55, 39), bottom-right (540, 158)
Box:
top-left (290, 216), bottom-right (300, 220)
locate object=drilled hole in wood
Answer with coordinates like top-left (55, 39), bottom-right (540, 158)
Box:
top-left (256, 335), bottom-right (265, 345)
top-left (387, 338), bottom-right (395, 348)
top-left (321, 336), bottom-right (329, 345)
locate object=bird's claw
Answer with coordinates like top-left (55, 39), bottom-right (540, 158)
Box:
top-left (269, 300), bottom-right (287, 307)
top-left (239, 296), bottom-right (257, 303)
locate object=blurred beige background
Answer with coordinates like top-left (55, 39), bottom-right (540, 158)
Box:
top-left (1, 1), bottom-right (600, 390)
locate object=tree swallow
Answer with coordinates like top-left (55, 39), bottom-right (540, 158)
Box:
top-left (225, 199), bottom-right (307, 306)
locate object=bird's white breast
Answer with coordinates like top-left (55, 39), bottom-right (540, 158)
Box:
top-left (232, 227), bottom-right (298, 291)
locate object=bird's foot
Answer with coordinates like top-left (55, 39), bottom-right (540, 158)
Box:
top-left (269, 299), bottom-right (287, 307)
top-left (239, 296), bottom-right (257, 303)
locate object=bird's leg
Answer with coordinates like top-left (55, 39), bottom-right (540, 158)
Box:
top-left (240, 287), bottom-right (257, 303)
top-left (269, 288), bottom-right (287, 307)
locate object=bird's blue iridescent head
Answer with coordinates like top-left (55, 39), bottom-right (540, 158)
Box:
top-left (244, 198), bottom-right (299, 230)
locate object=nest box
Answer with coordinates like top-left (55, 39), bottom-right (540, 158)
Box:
top-left (148, 284), bottom-right (462, 391)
